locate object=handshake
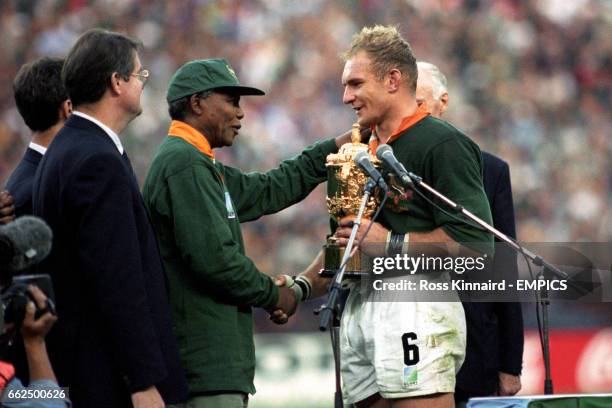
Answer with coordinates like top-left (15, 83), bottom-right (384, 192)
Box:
top-left (267, 275), bottom-right (313, 325)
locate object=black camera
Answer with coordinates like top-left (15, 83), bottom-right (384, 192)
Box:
top-left (1, 274), bottom-right (56, 328)
top-left (0, 216), bottom-right (55, 331)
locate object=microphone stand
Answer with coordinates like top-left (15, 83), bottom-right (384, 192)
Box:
top-left (398, 171), bottom-right (570, 395)
top-left (317, 178), bottom-right (377, 408)
top-left (537, 271), bottom-right (553, 394)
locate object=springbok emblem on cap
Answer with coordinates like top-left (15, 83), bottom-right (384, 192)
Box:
top-left (225, 64), bottom-right (238, 81)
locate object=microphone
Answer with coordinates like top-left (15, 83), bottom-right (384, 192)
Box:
top-left (0, 216), bottom-right (52, 274)
top-left (354, 151), bottom-right (388, 191)
top-left (376, 144), bottom-right (413, 187)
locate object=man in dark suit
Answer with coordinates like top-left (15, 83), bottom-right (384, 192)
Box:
top-left (3, 57), bottom-right (70, 383)
top-left (416, 61), bottom-right (524, 403)
top-left (5, 57), bottom-right (70, 217)
top-left (32, 29), bottom-right (187, 408)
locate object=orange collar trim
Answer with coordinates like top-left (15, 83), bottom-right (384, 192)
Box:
top-left (168, 120), bottom-right (214, 160)
top-left (369, 104), bottom-right (430, 153)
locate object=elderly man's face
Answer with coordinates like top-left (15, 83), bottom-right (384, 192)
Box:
top-left (200, 92), bottom-right (244, 148)
top-left (416, 68), bottom-right (444, 119)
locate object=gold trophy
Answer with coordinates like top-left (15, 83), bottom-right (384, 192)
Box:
top-left (323, 124), bottom-right (384, 276)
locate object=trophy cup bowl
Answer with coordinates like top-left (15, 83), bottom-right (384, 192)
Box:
top-left (322, 124), bottom-right (383, 278)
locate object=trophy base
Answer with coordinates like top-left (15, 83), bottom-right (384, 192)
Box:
top-left (321, 242), bottom-right (371, 278)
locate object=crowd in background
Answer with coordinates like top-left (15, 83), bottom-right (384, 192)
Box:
top-left (0, 0), bottom-right (609, 318)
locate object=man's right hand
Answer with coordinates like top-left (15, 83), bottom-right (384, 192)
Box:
top-left (498, 372), bottom-right (521, 396)
top-left (271, 284), bottom-right (297, 322)
top-left (269, 275), bottom-right (295, 324)
top-left (131, 386), bottom-right (165, 408)
top-left (0, 190), bottom-right (15, 224)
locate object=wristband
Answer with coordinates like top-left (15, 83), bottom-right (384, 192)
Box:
top-left (293, 275), bottom-right (312, 301)
top-left (388, 232), bottom-right (405, 256)
top-left (402, 233), bottom-right (410, 255)
top-left (281, 275), bottom-right (303, 304)
top-left (384, 230), bottom-right (392, 255)
top-left (388, 232), bottom-right (410, 255)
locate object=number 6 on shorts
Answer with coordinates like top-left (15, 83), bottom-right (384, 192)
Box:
top-left (401, 332), bottom-right (420, 365)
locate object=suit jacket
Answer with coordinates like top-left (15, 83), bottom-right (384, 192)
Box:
top-left (5, 147), bottom-right (42, 217)
top-left (32, 115), bottom-right (187, 407)
top-left (3, 147), bottom-right (44, 383)
top-left (455, 151), bottom-right (524, 399)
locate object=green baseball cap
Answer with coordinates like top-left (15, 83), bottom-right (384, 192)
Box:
top-left (166, 58), bottom-right (265, 103)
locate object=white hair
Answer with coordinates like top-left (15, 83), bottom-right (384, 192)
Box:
top-left (417, 61), bottom-right (448, 99)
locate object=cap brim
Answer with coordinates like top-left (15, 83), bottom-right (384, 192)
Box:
top-left (214, 85), bottom-right (265, 96)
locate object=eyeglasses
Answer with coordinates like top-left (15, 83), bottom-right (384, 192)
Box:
top-left (131, 69), bottom-right (150, 87)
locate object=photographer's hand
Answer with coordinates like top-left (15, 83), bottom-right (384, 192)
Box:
top-left (21, 285), bottom-right (58, 382)
top-left (21, 285), bottom-right (56, 340)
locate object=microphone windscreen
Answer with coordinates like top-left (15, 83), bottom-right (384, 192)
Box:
top-left (354, 150), bottom-right (369, 164)
top-left (375, 144), bottom-right (393, 160)
top-left (0, 216), bottom-right (52, 272)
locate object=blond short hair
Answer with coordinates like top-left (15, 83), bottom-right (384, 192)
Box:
top-left (342, 25), bottom-right (417, 93)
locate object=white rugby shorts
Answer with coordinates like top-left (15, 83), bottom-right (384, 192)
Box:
top-left (339, 281), bottom-right (466, 405)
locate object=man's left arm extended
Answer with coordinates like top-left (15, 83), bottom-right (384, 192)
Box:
top-left (226, 129), bottom-right (364, 222)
